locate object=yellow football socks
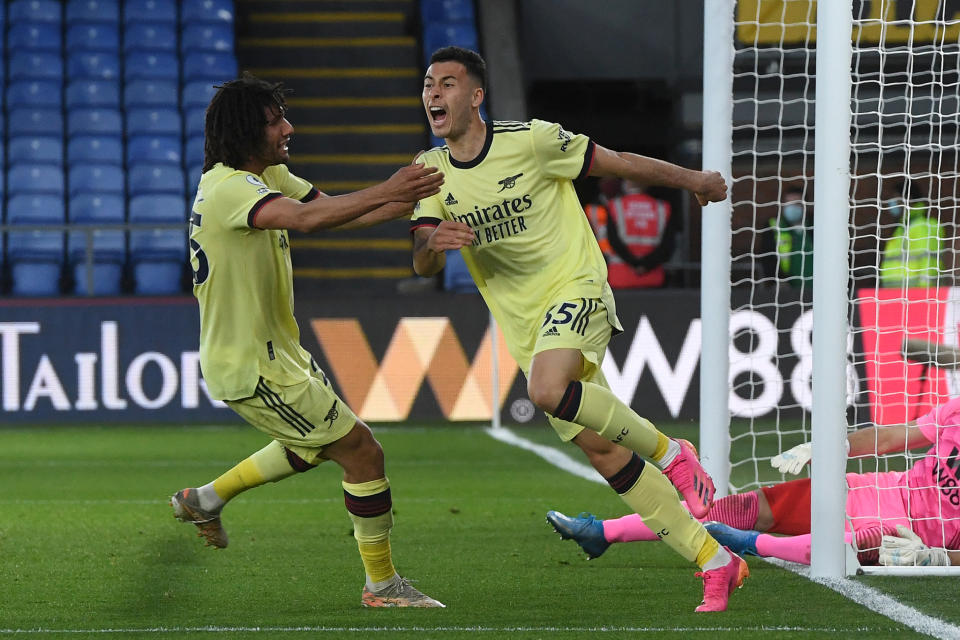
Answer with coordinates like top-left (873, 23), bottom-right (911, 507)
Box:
top-left (343, 478), bottom-right (397, 586)
top-left (612, 454), bottom-right (718, 567)
top-left (568, 381), bottom-right (669, 458)
top-left (212, 440), bottom-right (298, 502)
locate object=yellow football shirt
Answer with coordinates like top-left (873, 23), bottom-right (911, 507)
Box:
top-left (190, 162), bottom-right (319, 400)
top-left (411, 119), bottom-right (622, 368)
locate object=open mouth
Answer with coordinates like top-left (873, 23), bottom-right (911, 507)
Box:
top-left (429, 106), bottom-right (447, 127)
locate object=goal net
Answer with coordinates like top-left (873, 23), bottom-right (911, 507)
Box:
top-left (704, 0), bottom-right (960, 575)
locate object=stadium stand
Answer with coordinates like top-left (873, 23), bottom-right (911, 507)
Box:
top-left (0, 0), bottom-right (237, 296)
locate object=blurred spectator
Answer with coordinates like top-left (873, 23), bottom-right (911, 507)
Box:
top-left (583, 179), bottom-right (678, 288)
top-left (879, 181), bottom-right (944, 288)
top-left (761, 185), bottom-right (813, 290)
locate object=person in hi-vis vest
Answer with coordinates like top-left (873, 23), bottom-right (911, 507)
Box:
top-left (584, 180), bottom-right (677, 288)
top-left (880, 181), bottom-right (944, 288)
top-left (760, 185), bottom-right (813, 291)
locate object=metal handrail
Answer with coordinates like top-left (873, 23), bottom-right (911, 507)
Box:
top-left (1, 222), bottom-right (190, 297)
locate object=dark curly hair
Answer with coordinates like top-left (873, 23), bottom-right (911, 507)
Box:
top-left (203, 72), bottom-right (291, 172)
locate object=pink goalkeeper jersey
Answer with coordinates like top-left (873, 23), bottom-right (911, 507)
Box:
top-left (846, 398), bottom-right (960, 549)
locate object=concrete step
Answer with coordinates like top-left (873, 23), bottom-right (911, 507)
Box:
top-left (285, 99), bottom-right (425, 125)
top-left (291, 125), bottom-right (427, 154)
top-left (236, 36), bottom-right (419, 67)
top-left (238, 65), bottom-right (422, 97)
top-left (287, 152), bottom-right (414, 183)
top-left (239, 10), bottom-right (415, 38)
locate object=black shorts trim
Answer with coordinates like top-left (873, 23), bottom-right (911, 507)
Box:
top-left (255, 378), bottom-right (317, 436)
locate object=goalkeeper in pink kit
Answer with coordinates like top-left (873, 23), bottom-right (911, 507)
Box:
top-left (548, 398), bottom-right (960, 567)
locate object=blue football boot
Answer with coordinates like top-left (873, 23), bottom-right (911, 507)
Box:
top-left (546, 510), bottom-right (610, 560)
top-left (704, 521), bottom-right (761, 557)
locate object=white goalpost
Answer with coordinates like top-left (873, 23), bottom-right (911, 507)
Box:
top-left (702, 0), bottom-right (960, 578)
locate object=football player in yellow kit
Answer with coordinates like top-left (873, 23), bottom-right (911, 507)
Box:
top-left (410, 47), bottom-right (746, 612)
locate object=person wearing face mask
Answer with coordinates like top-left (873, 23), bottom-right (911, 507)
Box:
top-left (880, 181), bottom-right (944, 288)
top-left (763, 186), bottom-right (814, 290)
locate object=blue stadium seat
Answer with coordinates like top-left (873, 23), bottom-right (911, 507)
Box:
top-left (182, 52), bottom-right (236, 83)
top-left (8, 231), bottom-right (65, 296)
top-left (68, 135), bottom-right (123, 164)
top-left (71, 255), bottom-right (124, 295)
top-left (6, 80), bottom-right (62, 110)
top-left (8, 108), bottom-right (63, 136)
top-left (66, 0), bottom-right (120, 23)
top-left (7, 23), bottom-right (61, 52)
top-left (123, 0), bottom-right (176, 25)
top-left (126, 108), bottom-right (181, 136)
top-left (420, 0), bottom-right (475, 23)
top-left (67, 52), bottom-right (121, 80)
top-left (68, 108), bottom-right (123, 137)
top-left (125, 51), bottom-right (179, 82)
top-left (424, 23), bottom-right (478, 59)
top-left (185, 136), bottom-right (204, 168)
top-left (128, 163), bottom-right (184, 195)
top-left (66, 23), bottom-right (120, 52)
top-left (67, 192), bottom-right (125, 296)
top-left (131, 257), bottom-right (183, 295)
top-left (181, 0), bottom-right (234, 24)
top-left (181, 81), bottom-right (217, 109)
top-left (9, 0), bottom-right (62, 23)
top-left (181, 23), bottom-right (234, 53)
top-left (9, 52), bottom-right (63, 81)
top-left (8, 136), bottom-right (63, 165)
top-left (129, 194), bottom-right (187, 294)
top-left (129, 194), bottom-right (188, 222)
top-left (69, 164), bottom-right (125, 196)
top-left (124, 23), bottom-right (177, 52)
top-left (124, 80), bottom-right (178, 109)
top-left (7, 193), bottom-right (70, 297)
top-left (7, 165), bottom-right (65, 197)
top-left (184, 107), bottom-right (205, 138)
top-left (7, 193), bottom-right (65, 223)
top-left (126, 136), bottom-right (181, 165)
top-left (66, 80), bottom-right (121, 109)
top-left (69, 193), bottom-right (125, 224)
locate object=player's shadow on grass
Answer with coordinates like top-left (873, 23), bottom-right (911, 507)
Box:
top-left (117, 531), bottom-right (221, 623)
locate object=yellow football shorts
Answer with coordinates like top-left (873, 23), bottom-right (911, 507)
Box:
top-left (226, 366), bottom-right (358, 465)
top-left (531, 297), bottom-right (617, 442)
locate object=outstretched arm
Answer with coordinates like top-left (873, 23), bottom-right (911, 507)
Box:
top-left (253, 164), bottom-right (443, 233)
top-left (588, 144), bottom-right (727, 206)
top-left (847, 422), bottom-right (932, 458)
top-left (334, 202), bottom-right (414, 231)
top-left (772, 421), bottom-right (934, 475)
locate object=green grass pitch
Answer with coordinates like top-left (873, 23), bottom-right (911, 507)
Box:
top-left (0, 422), bottom-right (954, 639)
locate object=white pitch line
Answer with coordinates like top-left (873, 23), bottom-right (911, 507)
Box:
top-left (484, 426), bottom-right (605, 484)
top-left (765, 559), bottom-right (960, 640)
top-left (0, 625), bottom-right (889, 635)
top-left (485, 425), bottom-right (959, 640)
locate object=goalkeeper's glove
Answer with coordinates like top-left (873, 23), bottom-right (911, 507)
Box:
top-left (770, 439), bottom-right (851, 475)
top-left (879, 525), bottom-right (950, 567)
top-left (771, 442), bottom-right (812, 475)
